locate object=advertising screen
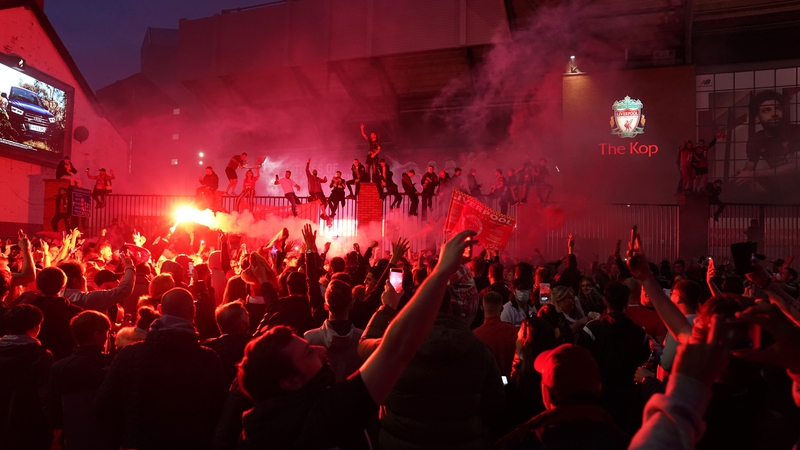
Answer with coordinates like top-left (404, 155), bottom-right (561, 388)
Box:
top-left (696, 69), bottom-right (800, 203)
top-left (561, 66), bottom-right (696, 204)
top-left (0, 58), bottom-right (70, 163)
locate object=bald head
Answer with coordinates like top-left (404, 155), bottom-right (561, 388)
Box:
top-left (161, 288), bottom-right (195, 321)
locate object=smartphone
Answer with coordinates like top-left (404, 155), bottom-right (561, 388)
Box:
top-left (731, 242), bottom-right (757, 275)
top-left (628, 225), bottom-right (639, 268)
top-left (501, 376), bottom-right (508, 386)
top-left (463, 236), bottom-right (473, 258)
top-left (721, 319), bottom-right (760, 350)
top-left (389, 268), bottom-right (403, 292)
top-left (188, 261), bottom-right (194, 276)
top-left (539, 283), bottom-right (551, 304)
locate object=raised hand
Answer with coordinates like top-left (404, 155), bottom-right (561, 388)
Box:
top-left (381, 280), bottom-right (402, 310)
top-left (626, 232), bottom-right (651, 282)
top-left (301, 223), bottom-right (317, 254)
top-left (672, 315), bottom-right (732, 386)
top-left (435, 230), bottom-right (478, 276)
top-left (323, 242), bottom-right (331, 253)
top-left (390, 238), bottom-right (410, 265)
top-left (733, 304), bottom-right (800, 373)
top-left (17, 230), bottom-right (30, 251)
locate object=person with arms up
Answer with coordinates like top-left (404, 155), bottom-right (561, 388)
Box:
top-left (236, 228), bottom-right (477, 449)
top-left (274, 170), bottom-right (302, 217)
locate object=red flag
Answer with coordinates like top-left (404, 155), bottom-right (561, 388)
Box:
top-left (443, 190), bottom-right (515, 251)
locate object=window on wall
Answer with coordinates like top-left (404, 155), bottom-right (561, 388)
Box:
top-left (696, 68), bottom-right (800, 203)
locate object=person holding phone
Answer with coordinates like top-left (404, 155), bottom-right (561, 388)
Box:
top-left (274, 171), bottom-right (301, 217)
top-left (236, 230), bottom-right (479, 449)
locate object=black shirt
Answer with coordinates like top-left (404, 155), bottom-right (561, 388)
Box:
top-left (746, 123), bottom-right (800, 168)
top-left (202, 173), bottom-right (219, 191)
top-left (241, 373), bottom-right (377, 449)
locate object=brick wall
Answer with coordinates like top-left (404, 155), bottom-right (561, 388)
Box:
top-left (356, 183), bottom-right (383, 234)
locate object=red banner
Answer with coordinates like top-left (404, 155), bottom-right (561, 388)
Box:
top-left (443, 190), bottom-right (516, 251)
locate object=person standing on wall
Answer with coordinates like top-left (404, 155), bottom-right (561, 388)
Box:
top-left (275, 171), bottom-right (301, 217)
top-left (86, 168), bottom-right (113, 209)
top-left (51, 187), bottom-right (71, 232)
top-left (361, 124), bottom-right (381, 182)
top-left (305, 158), bottom-right (328, 218)
top-left (224, 152), bottom-right (248, 196)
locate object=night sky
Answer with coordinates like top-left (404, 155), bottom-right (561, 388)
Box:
top-left (46, 0), bottom-right (271, 90)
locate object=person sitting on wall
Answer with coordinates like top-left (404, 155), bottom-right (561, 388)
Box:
top-left (86, 168), bottom-right (114, 209)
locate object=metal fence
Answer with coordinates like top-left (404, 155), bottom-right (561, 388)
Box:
top-left (80, 194), bottom-right (800, 262)
top-left (709, 204), bottom-right (800, 261)
top-left (537, 204), bottom-right (681, 265)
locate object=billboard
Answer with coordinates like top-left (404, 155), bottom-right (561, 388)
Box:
top-left (0, 57), bottom-right (71, 163)
top-left (562, 66), bottom-right (696, 204)
top-left (696, 69), bottom-right (800, 203)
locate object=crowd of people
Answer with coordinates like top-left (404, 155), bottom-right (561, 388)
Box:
top-left (140, 125), bottom-right (556, 220)
top-left (1, 214), bottom-right (799, 450)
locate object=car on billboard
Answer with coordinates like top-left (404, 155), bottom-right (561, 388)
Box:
top-left (6, 86), bottom-right (55, 140)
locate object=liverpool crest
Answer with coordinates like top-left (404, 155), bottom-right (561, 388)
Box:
top-left (611, 96), bottom-right (645, 138)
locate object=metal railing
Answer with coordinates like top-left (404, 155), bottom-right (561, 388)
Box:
top-left (709, 204), bottom-right (800, 261)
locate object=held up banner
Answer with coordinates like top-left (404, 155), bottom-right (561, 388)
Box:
top-left (443, 190), bottom-right (515, 251)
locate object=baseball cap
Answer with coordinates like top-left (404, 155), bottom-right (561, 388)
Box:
top-left (534, 344), bottom-right (601, 404)
top-left (94, 269), bottom-right (122, 286)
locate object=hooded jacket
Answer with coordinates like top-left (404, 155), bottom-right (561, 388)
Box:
top-left (95, 315), bottom-right (227, 450)
top-left (0, 335), bottom-right (54, 450)
top-left (30, 294), bottom-right (83, 361)
top-left (377, 313), bottom-right (505, 450)
top-left (304, 320), bottom-right (363, 382)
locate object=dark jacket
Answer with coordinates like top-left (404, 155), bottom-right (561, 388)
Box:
top-left (202, 333), bottom-right (249, 386)
top-left (376, 314), bottom-right (505, 449)
top-left (576, 311), bottom-right (650, 434)
top-left (56, 160), bottom-right (77, 179)
top-left (402, 173), bottom-right (417, 194)
top-left (30, 295), bottom-right (83, 361)
top-left (48, 345), bottom-right (115, 450)
top-left (0, 335), bottom-right (54, 450)
top-left (95, 316), bottom-right (227, 450)
top-left (48, 344), bottom-right (113, 428)
top-left (258, 294), bottom-right (315, 335)
top-left (494, 404), bottom-right (629, 450)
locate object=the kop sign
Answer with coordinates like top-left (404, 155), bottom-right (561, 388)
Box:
top-left (600, 96), bottom-right (658, 157)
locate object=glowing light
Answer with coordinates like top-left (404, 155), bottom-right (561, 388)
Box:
top-left (570, 55), bottom-right (575, 59)
top-left (199, 152), bottom-right (204, 157)
top-left (294, 246), bottom-right (299, 251)
top-left (173, 205), bottom-right (218, 229)
top-left (199, 161), bottom-right (203, 165)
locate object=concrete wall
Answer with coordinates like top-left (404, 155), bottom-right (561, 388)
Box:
top-left (0, 6), bottom-right (128, 233)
